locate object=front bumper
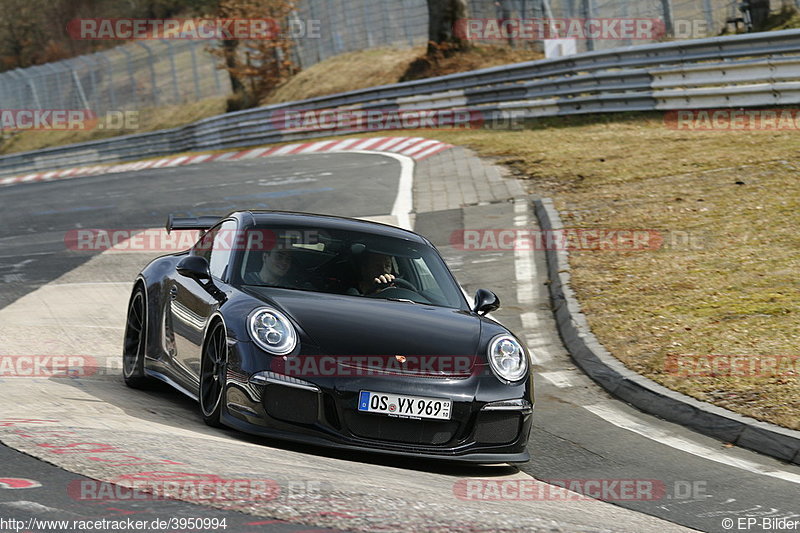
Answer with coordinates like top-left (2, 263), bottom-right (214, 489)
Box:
top-left (222, 343), bottom-right (534, 463)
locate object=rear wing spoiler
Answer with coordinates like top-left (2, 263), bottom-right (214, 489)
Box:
top-left (166, 214), bottom-right (220, 234)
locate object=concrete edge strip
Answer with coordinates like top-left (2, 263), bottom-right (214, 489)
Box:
top-left (0, 137), bottom-right (454, 189)
top-left (532, 197), bottom-right (800, 466)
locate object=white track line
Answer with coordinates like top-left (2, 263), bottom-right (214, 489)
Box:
top-left (346, 150), bottom-right (414, 231)
top-left (584, 403), bottom-right (800, 485)
top-left (539, 371), bottom-right (579, 389)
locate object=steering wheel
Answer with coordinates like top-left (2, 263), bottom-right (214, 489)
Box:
top-left (369, 277), bottom-right (417, 294)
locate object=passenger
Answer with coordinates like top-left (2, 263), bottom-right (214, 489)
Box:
top-left (244, 248), bottom-right (294, 286)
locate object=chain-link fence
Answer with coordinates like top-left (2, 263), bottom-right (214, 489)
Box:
top-left (0, 0), bottom-right (790, 115)
top-left (0, 40), bottom-right (230, 115)
top-left (291, 0), bottom-right (762, 65)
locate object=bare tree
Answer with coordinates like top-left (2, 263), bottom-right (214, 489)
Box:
top-left (209, 0), bottom-right (298, 110)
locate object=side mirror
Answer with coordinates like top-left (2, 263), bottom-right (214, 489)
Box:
top-left (473, 289), bottom-right (500, 316)
top-left (177, 255), bottom-right (211, 281)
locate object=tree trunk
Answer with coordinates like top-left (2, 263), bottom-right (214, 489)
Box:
top-left (426, 0), bottom-right (469, 55)
top-left (221, 39), bottom-right (245, 95)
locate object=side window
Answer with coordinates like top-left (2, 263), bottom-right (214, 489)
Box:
top-left (412, 257), bottom-right (437, 291)
top-left (209, 220), bottom-right (237, 280)
top-left (193, 226), bottom-right (217, 263)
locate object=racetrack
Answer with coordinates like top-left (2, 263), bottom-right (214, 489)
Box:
top-left (1, 148), bottom-right (798, 532)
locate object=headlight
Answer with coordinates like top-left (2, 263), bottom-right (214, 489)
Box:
top-left (487, 334), bottom-right (528, 382)
top-left (248, 307), bottom-right (297, 355)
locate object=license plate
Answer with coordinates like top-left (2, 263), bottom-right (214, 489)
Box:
top-left (358, 391), bottom-right (452, 420)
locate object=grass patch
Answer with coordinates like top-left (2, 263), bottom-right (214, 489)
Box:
top-left (418, 118), bottom-right (800, 431)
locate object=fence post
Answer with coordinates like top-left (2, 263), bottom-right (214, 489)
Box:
top-left (70, 66), bottom-right (91, 110)
top-left (660, 0), bottom-right (675, 37)
top-left (165, 41), bottom-right (181, 104)
top-left (41, 63), bottom-right (63, 109)
top-left (135, 41), bottom-right (159, 107)
top-left (75, 56), bottom-right (99, 112)
top-left (308, 0), bottom-right (323, 64)
top-left (188, 41), bottom-right (202, 100)
top-left (117, 46), bottom-right (138, 106)
top-left (619, 0), bottom-right (631, 46)
top-left (702, 0), bottom-right (714, 36)
top-left (97, 52), bottom-right (117, 111)
top-left (7, 71), bottom-right (26, 109)
top-left (581, 0), bottom-right (593, 51)
top-left (402, 0), bottom-right (414, 47)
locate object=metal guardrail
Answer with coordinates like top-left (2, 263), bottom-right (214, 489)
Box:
top-left (2, 28), bottom-right (800, 178)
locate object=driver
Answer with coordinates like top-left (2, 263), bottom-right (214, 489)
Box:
top-left (348, 252), bottom-right (396, 295)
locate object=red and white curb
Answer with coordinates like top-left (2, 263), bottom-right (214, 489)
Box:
top-left (0, 137), bottom-right (453, 188)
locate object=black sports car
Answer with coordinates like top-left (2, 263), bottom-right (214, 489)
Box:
top-left (123, 211), bottom-right (533, 463)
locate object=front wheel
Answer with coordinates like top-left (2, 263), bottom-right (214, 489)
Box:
top-left (122, 286), bottom-right (153, 389)
top-left (200, 321), bottom-right (228, 427)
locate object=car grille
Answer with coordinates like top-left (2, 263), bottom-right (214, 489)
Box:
top-left (473, 411), bottom-right (521, 444)
top-left (263, 385), bottom-right (319, 425)
top-left (343, 411), bottom-right (457, 445)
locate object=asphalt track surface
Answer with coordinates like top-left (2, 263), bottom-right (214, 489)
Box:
top-left (0, 151), bottom-right (798, 533)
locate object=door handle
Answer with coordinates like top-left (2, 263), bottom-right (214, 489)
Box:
top-left (170, 285), bottom-right (178, 300)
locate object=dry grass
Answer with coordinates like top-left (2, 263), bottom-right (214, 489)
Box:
top-left (0, 97), bottom-right (228, 156)
top-left (265, 47), bottom-right (423, 104)
top-left (422, 117), bottom-right (800, 430)
top-left (264, 44), bottom-right (544, 104)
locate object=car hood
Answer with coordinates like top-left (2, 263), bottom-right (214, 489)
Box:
top-left (245, 288), bottom-right (482, 368)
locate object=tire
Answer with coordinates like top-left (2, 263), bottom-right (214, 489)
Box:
top-left (122, 285), bottom-right (153, 389)
top-left (199, 321), bottom-right (227, 427)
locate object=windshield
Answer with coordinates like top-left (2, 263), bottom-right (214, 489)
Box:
top-left (235, 224), bottom-right (466, 309)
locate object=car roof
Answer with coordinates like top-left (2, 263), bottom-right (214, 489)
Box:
top-left (234, 210), bottom-right (429, 244)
